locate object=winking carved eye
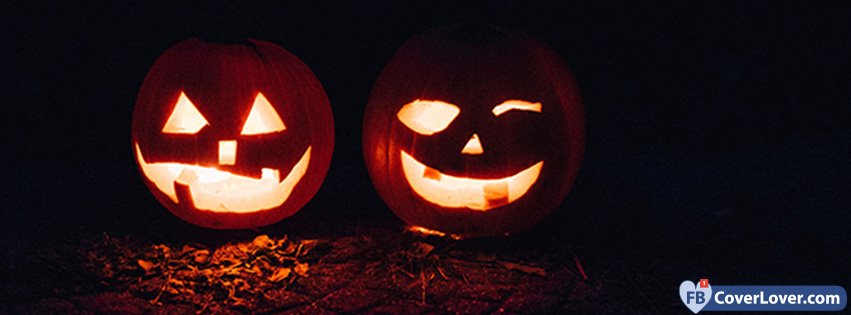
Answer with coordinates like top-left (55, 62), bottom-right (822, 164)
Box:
top-left (492, 100), bottom-right (542, 116)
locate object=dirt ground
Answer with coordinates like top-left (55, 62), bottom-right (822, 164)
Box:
top-left (0, 215), bottom-right (683, 315)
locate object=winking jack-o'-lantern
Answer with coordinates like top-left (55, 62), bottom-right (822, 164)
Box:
top-left (363, 24), bottom-right (584, 238)
top-left (132, 38), bottom-right (334, 229)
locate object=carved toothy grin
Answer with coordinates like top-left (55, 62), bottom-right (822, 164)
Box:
top-left (135, 143), bottom-right (310, 213)
top-left (400, 150), bottom-right (542, 211)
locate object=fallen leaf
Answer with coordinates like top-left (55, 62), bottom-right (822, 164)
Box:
top-left (297, 240), bottom-right (318, 257)
top-left (236, 243), bottom-right (252, 254)
top-left (274, 235), bottom-right (289, 248)
top-left (168, 277), bottom-right (186, 287)
top-left (179, 244), bottom-right (197, 256)
top-left (178, 287), bottom-right (196, 296)
top-left (153, 245), bottom-right (171, 258)
top-left (193, 249), bottom-right (210, 264)
top-left (409, 242), bottom-right (434, 259)
top-left (294, 262), bottom-right (309, 277)
top-left (252, 235), bottom-right (273, 250)
top-left (268, 267), bottom-right (291, 282)
top-left (277, 243), bottom-right (297, 255)
top-left (137, 259), bottom-right (155, 273)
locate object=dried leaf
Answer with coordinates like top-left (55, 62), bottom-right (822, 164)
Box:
top-left (409, 242), bottom-right (434, 259)
top-left (243, 264), bottom-right (262, 275)
top-left (178, 287), bottom-right (196, 296)
top-left (500, 261), bottom-right (546, 277)
top-left (277, 243), bottom-right (297, 255)
top-left (153, 244), bottom-right (171, 258)
top-left (179, 244), bottom-right (197, 256)
top-left (84, 233), bottom-right (325, 310)
top-left (252, 235), bottom-right (274, 250)
top-left (268, 267), bottom-right (291, 282)
top-left (274, 235), bottom-right (289, 248)
top-left (137, 259), bottom-right (155, 273)
top-left (169, 277), bottom-right (186, 287)
top-left (294, 262), bottom-right (309, 277)
top-left (233, 278), bottom-right (250, 291)
top-left (193, 249), bottom-right (210, 264)
top-left (297, 239), bottom-right (318, 256)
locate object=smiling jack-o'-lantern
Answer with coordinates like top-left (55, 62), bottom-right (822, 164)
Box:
top-left (132, 38), bottom-right (334, 229)
top-left (363, 24), bottom-right (584, 237)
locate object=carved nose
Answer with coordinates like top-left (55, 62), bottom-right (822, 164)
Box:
top-left (461, 133), bottom-right (484, 155)
top-left (219, 140), bottom-right (237, 165)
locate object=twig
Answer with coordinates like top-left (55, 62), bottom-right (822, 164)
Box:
top-left (420, 271), bottom-right (427, 304)
top-left (294, 243), bottom-right (304, 259)
top-left (396, 267), bottom-right (416, 279)
top-left (150, 272), bottom-right (172, 305)
top-left (573, 254), bottom-right (589, 281)
top-left (436, 265), bottom-right (449, 281)
top-left (419, 271), bottom-right (435, 304)
top-left (195, 295), bottom-right (213, 314)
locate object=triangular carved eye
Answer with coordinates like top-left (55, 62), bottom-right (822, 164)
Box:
top-left (162, 91), bottom-right (209, 134)
top-left (241, 92), bottom-right (286, 135)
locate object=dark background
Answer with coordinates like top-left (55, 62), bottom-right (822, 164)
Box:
top-left (2, 0), bottom-right (849, 303)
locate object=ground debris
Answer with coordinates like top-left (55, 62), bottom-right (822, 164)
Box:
top-left (82, 234), bottom-right (322, 311)
top-left (376, 236), bottom-right (556, 305)
top-left (63, 229), bottom-right (592, 314)
top-left (499, 261), bottom-right (547, 277)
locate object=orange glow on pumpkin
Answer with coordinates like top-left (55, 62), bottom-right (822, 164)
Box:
top-left (363, 24), bottom-right (584, 237)
top-left (133, 38), bottom-right (336, 229)
top-left (137, 89), bottom-right (314, 214)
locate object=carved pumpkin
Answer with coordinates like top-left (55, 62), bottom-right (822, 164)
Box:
top-left (132, 38), bottom-right (334, 229)
top-left (363, 24), bottom-right (584, 237)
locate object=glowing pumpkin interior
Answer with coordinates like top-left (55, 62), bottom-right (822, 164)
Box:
top-left (135, 91), bottom-right (310, 213)
top-left (396, 99), bottom-right (544, 211)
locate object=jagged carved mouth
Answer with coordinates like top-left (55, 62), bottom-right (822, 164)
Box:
top-left (400, 150), bottom-right (542, 211)
top-left (135, 143), bottom-right (310, 213)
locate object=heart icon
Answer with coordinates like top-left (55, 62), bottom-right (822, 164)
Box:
top-left (679, 280), bottom-right (712, 313)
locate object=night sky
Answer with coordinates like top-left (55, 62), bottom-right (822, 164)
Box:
top-left (2, 1), bottom-right (849, 289)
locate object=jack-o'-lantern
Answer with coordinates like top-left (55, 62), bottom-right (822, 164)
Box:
top-left (363, 24), bottom-right (584, 238)
top-left (132, 38), bottom-right (334, 229)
